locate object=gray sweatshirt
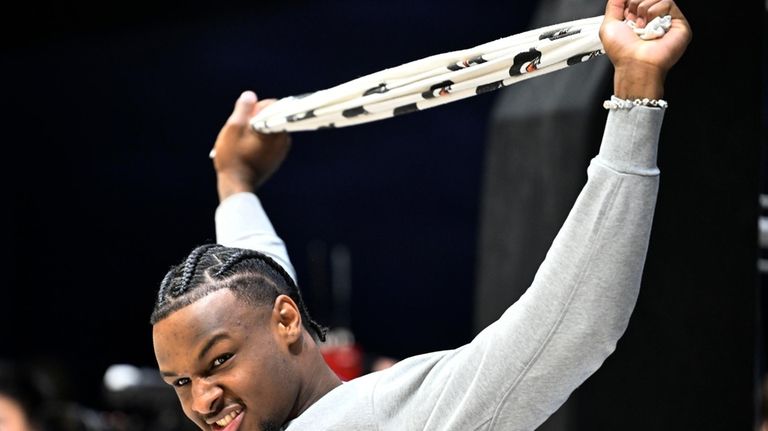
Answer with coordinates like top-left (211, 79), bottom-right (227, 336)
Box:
top-left (216, 106), bottom-right (664, 431)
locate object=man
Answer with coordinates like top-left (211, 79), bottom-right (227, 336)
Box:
top-left (151, 0), bottom-right (692, 429)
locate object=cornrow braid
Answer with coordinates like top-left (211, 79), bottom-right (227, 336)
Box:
top-left (156, 266), bottom-right (176, 307)
top-left (175, 244), bottom-right (220, 296)
top-left (155, 244), bottom-right (224, 307)
top-left (213, 248), bottom-right (257, 278)
top-left (151, 244), bottom-right (327, 342)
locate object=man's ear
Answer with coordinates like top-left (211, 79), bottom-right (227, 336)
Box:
top-left (273, 294), bottom-right (302, 345)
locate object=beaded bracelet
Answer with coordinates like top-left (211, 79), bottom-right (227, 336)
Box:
top-left (603, 95), bottom-right (668, 110)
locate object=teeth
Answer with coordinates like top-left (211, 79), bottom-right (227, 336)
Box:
top-left (215, 410), bottom-right (240, 427)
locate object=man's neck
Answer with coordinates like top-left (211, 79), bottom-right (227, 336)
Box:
top-left (291, 345), bottom-right (343, 420)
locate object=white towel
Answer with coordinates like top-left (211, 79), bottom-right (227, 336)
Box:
top-left (249, 15), bottom-right (670, 134)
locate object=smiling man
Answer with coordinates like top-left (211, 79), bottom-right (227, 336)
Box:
top-left (152, 289), bottom-right (334, 430)
top-left (151, 0), bottom-right (692, 429)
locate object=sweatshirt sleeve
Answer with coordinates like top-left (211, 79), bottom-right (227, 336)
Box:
top-left (215, 192), bottom-right (297, 283)
top-left (482, 106), bottom-right (664, 428)
top-left (372, 106), bottom-right (665, 431)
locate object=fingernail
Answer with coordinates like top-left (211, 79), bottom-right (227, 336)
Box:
top-left (239, 91), bottom-right (257, 103)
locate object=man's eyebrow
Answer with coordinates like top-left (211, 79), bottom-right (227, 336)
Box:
top-left (158, 333), bottom-right (232, 378)
top-left (198, 332), bottom-right (231, 361)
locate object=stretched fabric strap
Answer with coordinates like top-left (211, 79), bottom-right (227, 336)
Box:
top-left (250, 15), bottom-right (670, 134)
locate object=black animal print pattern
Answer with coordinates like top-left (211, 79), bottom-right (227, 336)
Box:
top-left (248, 15), bottom-right (668, 134)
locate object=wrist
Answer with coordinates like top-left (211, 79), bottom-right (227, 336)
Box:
top-left (217, 171), bottom-right (256, 202)
top-left (613, 62), bottom-right (666, 99)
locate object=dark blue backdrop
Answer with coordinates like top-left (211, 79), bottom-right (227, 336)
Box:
top-left (6, 2), bottom-right (766, 424)
top-left (7, 0), bottom-right (537, 407)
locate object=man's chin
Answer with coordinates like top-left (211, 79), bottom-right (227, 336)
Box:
top-left (260, 420), bottom-right (282, 431)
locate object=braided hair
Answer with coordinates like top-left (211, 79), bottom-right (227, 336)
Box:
top-left (151, 244), bottom-right (327, 342)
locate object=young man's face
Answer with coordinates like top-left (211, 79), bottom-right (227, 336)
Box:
top-left (152, 289), bottom-right (299, 431)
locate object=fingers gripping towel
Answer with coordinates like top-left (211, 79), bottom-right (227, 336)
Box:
top-left (250, 15), bottom-right (670, 134)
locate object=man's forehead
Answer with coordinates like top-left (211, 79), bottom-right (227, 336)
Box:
top-left (154, 291), bottom-right (243, 343)
top-left (153, 289), bottom-right (270, 345)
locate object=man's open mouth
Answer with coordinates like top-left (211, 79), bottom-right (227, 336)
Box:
top-left (211, 408), bottom-right (244, 431)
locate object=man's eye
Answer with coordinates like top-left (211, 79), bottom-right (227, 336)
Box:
top-left (212, 353), bottom-right (233, 368)
top-left (174, 377), bottom-right (191, 387)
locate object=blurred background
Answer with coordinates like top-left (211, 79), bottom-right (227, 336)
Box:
top-left (4, 0), bottom-right (766, 429)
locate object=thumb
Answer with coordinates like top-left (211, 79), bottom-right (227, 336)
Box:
top-left (603, 0), bottom-right (626, 23)
top-left (227, 90), bottom-right (258, 126)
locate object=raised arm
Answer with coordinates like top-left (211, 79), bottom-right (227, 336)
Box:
top-left (477, 6), bottom-right (689, 422)
top-left (210, 91), bottom-right (297, 281)
top-left (364, 1), bottom-right (692, 429)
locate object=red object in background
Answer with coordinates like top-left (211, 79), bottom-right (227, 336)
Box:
top-left (321, 343), bottom-right (364, 381)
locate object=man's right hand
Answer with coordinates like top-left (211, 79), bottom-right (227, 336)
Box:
top-left (212, 90), bottom-right (291, 201)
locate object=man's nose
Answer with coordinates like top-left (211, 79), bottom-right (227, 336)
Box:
top-left (191, 378), bottom-right (223, 415)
